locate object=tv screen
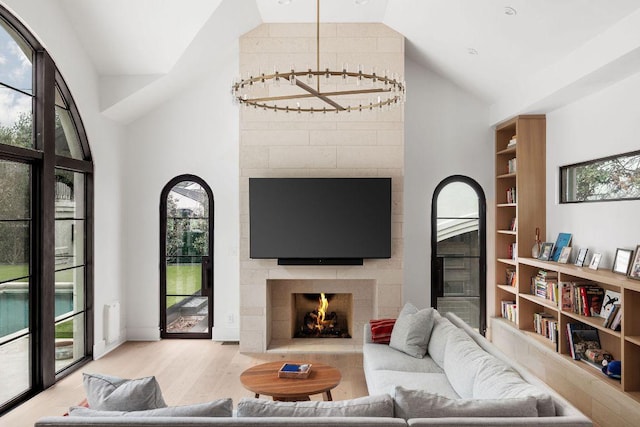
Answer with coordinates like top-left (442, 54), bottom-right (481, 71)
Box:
top-left (249, 178), bottom-right (391, 262)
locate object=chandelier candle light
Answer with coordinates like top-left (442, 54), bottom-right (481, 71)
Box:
top-left (232, 0), bottom-right (406, 113)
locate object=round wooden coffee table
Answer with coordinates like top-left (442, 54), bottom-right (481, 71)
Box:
top-left (240, 361), bottom-right (341, 401)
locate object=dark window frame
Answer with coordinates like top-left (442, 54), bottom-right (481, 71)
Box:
top-left (0, 4), bottom-right (93, 415)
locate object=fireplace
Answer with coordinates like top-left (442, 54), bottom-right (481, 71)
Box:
top-left (293, 293), bottom-right (352, 338)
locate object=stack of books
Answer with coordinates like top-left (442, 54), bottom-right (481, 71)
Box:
top-left (533, 312), bottom-right (557, 343)
top-left (532, 270), bottom-right (559, 304)
top-left (560, 282), bottom-right (604, 317)
top-left (501, 300), bottom-right (517, 323)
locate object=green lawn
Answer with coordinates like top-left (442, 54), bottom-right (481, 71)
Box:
top-left (166, 263), bottom-right (202, 308)
top-left (0, 263), bottom-right (29, 282)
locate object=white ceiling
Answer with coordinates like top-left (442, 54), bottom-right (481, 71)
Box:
top-left (56, 0), bottom-right (640, 123)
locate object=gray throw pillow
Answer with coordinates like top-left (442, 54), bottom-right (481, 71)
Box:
top-left (236, 395), bottom-right (394, 417)
top-left (68, 399), bottom-right (233, 417)
top-left (391, 386), bottom-right (538, 419)
top-left (389, 303), bottom-right (436, 358)
top-left (82, 373), bottom-right (167, 411)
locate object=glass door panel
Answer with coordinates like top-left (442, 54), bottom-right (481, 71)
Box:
top-left (161, 179), bottom-right (212, 338)
top-left (0, 160), bottom-right (32, 406)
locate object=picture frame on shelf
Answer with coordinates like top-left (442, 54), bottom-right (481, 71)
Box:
top-left (574, 248), bottom-right (589, 267)
top-left (612, 248), bottom-right (634, 275)
top-left (589, 253), bottom-right (602, 270)
top-left (538, 242), bottom-right (554, 261)
top-left (629, 245), bottom-right (640, 280)
top-left (558, 246), bottom-right (572, 264)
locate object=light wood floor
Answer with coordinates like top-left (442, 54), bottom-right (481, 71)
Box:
top-left (1, 340), bottom-right (368, 427)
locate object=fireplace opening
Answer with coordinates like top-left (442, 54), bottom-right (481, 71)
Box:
top-left (293, 293), bottom-right (352, 338)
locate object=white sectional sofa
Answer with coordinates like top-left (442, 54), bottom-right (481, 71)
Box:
top-left (363, 310), bottom-right (592, 426)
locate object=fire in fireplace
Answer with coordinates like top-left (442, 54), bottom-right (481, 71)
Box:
top-left (294, 293), bottom-right (351, 338)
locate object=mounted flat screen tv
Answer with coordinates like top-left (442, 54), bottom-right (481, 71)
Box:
top-left (249, 178), bottom-right (392, 265)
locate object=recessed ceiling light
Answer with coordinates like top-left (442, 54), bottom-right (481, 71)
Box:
top-left (467, 48), bottom-right (478, 55)
top-left (278, 0), bottom-right (292, 5)
top-left (355, 0), bottom-right (370, 5)
top-left (504, 6), bottom-right (517, 16)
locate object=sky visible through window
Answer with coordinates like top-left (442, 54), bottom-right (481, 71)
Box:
top-left (0, 21), bottom-right (32, 130)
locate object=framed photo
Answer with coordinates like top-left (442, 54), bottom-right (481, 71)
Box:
top-left (612, 248), bottom-right (633, 275)
top-left (575, 248), bottom-right (589, 267)
top-left (538, 242), bottom-right (554, 261)
top-left (589, 253), bottom-right (602, 270)
top-left (629, 245), bottom-right (640, 280)
top-left (558, 246), bottom-right (572, 264)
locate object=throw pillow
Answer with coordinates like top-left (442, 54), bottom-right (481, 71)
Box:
top-left (389, 303), bottom-right (436, 359)
top-left (236, 395), bottom-right (394, 418)
top-left (83, 373), bottom-right (167, 411)
top-left (369, 318), bottom-right (396, 344)
top-left (391, 386), bottom-right (538, 419)
top-left (68, 399), bottom-right (233, 418)
top-left (427, 314), bottom-right (457, 369)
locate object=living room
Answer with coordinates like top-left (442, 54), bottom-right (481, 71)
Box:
top-left (1, 0), bottom-right (640, 426)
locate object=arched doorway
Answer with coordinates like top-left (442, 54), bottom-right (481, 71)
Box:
top-left (160, 175), bottom-right (213, 339)
top-left (431, 175), bottom-right (486, 334)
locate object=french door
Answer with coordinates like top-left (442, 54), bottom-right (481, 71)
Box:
top-left (160, 175), bottom-right (213, 339)
top-left (431, 176), bottom-right (486, 334)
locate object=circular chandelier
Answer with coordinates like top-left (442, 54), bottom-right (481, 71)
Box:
top-left (231, 0), bottom-right (406, 113)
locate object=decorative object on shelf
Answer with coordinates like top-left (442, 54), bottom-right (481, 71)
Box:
top-left (531, 227), bottom-right (541, 258)
top-left (507, 134), bottom-right (517, 147)
top-left (558, 246), bottom-right (572, 264)
top-left (612, 248), bottom-right (634, 275)
top-left (231, 0), bottom-right (405, 113)
top-left (574, 248), bottom-right (589, 267)
top-left (629, 245), bottom-right (640, 280)
top-left (602, 360), bottom-right (621, 380)
top-left (588, 253), bottom-right (602, 270)
top-left (538, 242), bottom-right (554, 261)
top-left (550, 232), bottom-right (572, 262)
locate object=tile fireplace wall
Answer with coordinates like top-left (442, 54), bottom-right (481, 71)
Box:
top-left (239, 23), bottom-right (405, 352)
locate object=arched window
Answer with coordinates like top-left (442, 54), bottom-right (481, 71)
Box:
top-left (431, 176), bottom-right (486, 334)
top-left (0, 6), bottom-right (93, 414)
top-left (160, 175), bottom-right (214, 339)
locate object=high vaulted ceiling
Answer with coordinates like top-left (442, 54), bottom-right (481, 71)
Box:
top-left (56, 0), bottom-right (640, 123)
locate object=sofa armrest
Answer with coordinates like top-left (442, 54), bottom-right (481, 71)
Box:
top-left (364, 322), bottom-right (373, 344)
top-left (408, 416), bottom-right (592, 426)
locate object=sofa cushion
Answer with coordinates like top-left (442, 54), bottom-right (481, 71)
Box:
top-left (473, 356), bottom-right (556, 417)
top-left (389, 303), bottom-right (436, 359)
top-left (67, 399), bottom-right (233, 417)
top-left (82, 373), bottom-right (166, 411)
top-left (443, 329), bottom-right (493, 399)
top-left (363, 343), bottom-right (443, 374)
top-left (426, 313), bottom-right (457, 369)
top-left (391, 386), bottom-right (538, 419)
top-left (236, 395), bottom-right (394, 418)
top-left (366, 370), bottom-right (459, 399)
top-left (370, 319), bottom-right (396, 344)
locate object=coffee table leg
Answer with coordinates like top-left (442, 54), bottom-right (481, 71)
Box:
top-left (254, 393), bottom-right (259, 398)
top-left (324, 390), bottom-right (333, 401)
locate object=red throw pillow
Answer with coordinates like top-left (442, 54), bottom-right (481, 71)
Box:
top-left (63, 398), bottom-right (89, 416)
top-left (370, 318), bottom-right (396, 344)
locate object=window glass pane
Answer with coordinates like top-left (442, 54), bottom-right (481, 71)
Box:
top-left (561, 150), bottom-right (640, 202)
top-left (0, 278), bottom-right (29, 339)
top-left (436, 182), bottom-right (478, 218)
top-left (55, 220), bottom-right (84, 269)
top-left (166, 258), bottom-right (202, 297)
top-left (55, 86), bottom-right (66, 109)
top-left (55, 107), bottom-right (83, 159)
top-left (0, 19), bottom-right (33, 94)
top-left (55, 169), bottom-right (85, 219)
top-left (0, 221), bottom-right (29, 282)
top-left (166, 182), bottom-right (209, 259)
top-left (0, 89), bottom-right (33, 149)
top-left (0, 335), bottom-right (30, 406)
top-left (165, 296), bottom-right (208, 334)
top-left (55, 267), bottom-right (84, 316)
top-left (0, 161), bottom-right (30, 220)
top-left (54, 313), bottom-right (84, 373)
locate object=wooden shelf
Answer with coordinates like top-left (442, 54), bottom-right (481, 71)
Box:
top-left (497, 230), bottom-right (516, 235)
top-left (497, 146), bottom-right (516, 155)
top-left (522, 329), bottom-right (555, 351)
top-left (626, 336), bottom-right (640, 346)
top-left (497, 172), bottom-right (516, 179)
top-left (497, 284), bottom-right (517, 295)
top-left (519, 293), bottom-right (558, 311)
top-left (496, 203), bottom-right (516, 208)
top-left (561, 310), bottom-right (622, 338)
top-left (559, 353), bottom-right (623, 391)
top-left (497, 258), bottom-right (517, 266)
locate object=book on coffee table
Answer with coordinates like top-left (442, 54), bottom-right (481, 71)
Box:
top-left (278, 363), bottom-right (312, 379)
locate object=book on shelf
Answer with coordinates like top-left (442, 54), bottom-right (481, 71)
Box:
top-left (509, 217), bottom-right (517, 231)
top-left (603, 304), bottom-right (621, 329)
top-left (508, 242), bottom-right (518, 260)
top-left (531, 270), bottom-right (559, 304)
top-left (567, 324), bottom-right (600, 361)
top-left (600, 290), bottom-right (621, 320)
top-left (533, 312), bottom-right (557, 343)
top-left (507, 158), bottom-right (517, 173)
top-left (550, 232), bottom-right (572, 262)
top-left (561, 282), bottom-right (603, 317)
top-left (609, 306), bottom-right (623, 331)
top-left (505, 268), bottom-right (517, 287)
top-left (507, 135), bottom-right (517, 147)
top-left (501, 300), bottom-right (517, 323)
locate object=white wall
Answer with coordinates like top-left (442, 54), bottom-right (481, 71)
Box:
top-left (403, 57), bottom-right (492, 309)
top-left (123, 47), bottom-right (240, 341)
top-left (546, 71), bottom-right (640, 268)
top-left (1, 0), bottom-right (126, 358)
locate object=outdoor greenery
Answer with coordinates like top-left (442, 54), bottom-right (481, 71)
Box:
top-left (166, 263), bottom-right (201, 308)
top-left (567, 151), bottom-right (640, 202)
